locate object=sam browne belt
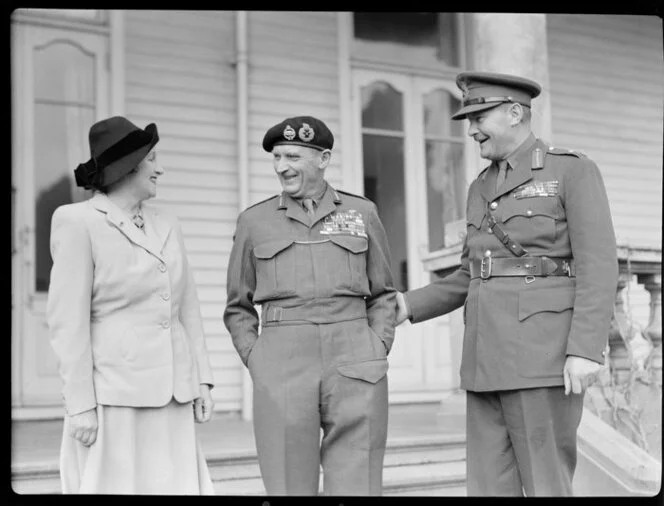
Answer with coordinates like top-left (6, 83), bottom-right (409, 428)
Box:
top-left (469, 255), bottom-right (575, 280)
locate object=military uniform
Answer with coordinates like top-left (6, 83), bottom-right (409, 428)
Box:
top-left (224, 117), bottom-right (396, 496)
top-left (404, 73), bottom-right (618, 496)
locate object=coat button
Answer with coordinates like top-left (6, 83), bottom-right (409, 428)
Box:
top-left (159, 263), bottom-right (167, 272)
top-left (162, 292), bottom-right (170, 301)
top-left (487, 228), bottom-right (493, 234)
top-left (162, 320), bottom-right (170, 329)
top-left (526, 209), bottom-right (533, 216)
top-left (490, 202), bottom-right (498, 210)
top-left (484, 250), bottom-right (492, 257)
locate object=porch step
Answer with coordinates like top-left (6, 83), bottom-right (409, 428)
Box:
top-left (207, 434), bottom-right (467, 496)
top-left (12, 434), bottom-right (466, 496)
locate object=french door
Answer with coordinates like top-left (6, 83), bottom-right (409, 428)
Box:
top-left (352, 69), bottom-right (466, 401)
top-left (12, 22), bottom-right (109, 408)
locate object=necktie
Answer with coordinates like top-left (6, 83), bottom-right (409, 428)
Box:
top-left (302, 198), bottom-right (315, 217)
top-left (496, 160), bottom-right (509, 191)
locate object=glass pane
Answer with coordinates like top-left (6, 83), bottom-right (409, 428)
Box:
top-left (362, 134), bottom-right (409, 292)
top-left (35, 41), bottom-right (96, 103)
top-left (34, 43), bottom-right (95, 292)
top-left (354, 12), bottom-right (439, 48)
top-left (425, 141), bottom-right (465, 251)
top-left (437, 13), bottom-right (459, 67)
top-left (353, 12), bottom-right (460, 67)
top-left (423, 89), bottom-right (463, 137)
top-left (361, 81), bottom-right (403, 131)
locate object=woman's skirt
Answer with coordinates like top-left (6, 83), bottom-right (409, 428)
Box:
top-left (59, 398), bottom-right (214, 494)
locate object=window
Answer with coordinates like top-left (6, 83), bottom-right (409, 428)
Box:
top-left (360, 81), bottom-right (409, 291)
top-left (353, 12), bottom-right (460, 67)
top-left (34, 40), bottom-right (96, 291)
top-left (422, 88), bottom-right (465, 250)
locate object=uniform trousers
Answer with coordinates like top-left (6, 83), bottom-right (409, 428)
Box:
top-left (466, 386), bottom-right (584, 496)
top-left (247, 317), bottom-right (389, 496)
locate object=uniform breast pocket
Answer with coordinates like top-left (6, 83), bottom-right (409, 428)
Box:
top-left (253, 239), bottom-right (297, 296)
top-left (328, 235), bottom-right (369, 292)
top-left (500, 196), bottom-right (559, 249)
top-left (466, 209), bottom-right (484, 232)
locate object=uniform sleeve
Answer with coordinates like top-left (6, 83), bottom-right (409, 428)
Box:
top-left (223, 213), bottom-right (259, 367)
top-left (173, 216), bottom-right (214, 388)
top-left (365, 204), bottom-right (397, 352)
top-left (404, 186), bottom-right (473, 323)
top-left (46, 206), bottom-right (97, 415)
top-left (563, 157), bottom-right (618, 363)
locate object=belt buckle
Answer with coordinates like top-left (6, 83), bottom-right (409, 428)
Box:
top-left (562, 259), bottom-right (572, 277)
top-left (480, 256), bottom-right (492, 280)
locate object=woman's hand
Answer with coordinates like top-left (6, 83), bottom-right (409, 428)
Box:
top-left (194, 384), bottom-right (214, 423)
top-left (67, 408), bottom-right (98, 446)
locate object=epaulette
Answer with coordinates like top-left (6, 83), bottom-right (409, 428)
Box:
top-left (244, 194), bottom-right (280, 212)
top-left (545, 146), bottom-right (587, 158)
top-left (337, 189), bottom-right (370, 201)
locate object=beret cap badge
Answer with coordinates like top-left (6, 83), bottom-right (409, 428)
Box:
top-left (263, 115), bottom-right (334, 152)
top-left (283, 125), bottom-right (296, 141)
top-left (298, 123), bottom-right (315, 142)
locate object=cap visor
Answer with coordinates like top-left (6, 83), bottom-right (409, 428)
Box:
top-left (451, 102), bottom-right (503, 120)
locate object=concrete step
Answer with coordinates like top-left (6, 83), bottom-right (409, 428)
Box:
top-left (13, 434), bottom-right (466, 496)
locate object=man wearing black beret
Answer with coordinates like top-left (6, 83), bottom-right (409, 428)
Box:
top-left (224, 115), bottom-right (397, 495)
top-left (396, 72), bottom-right (618, 496)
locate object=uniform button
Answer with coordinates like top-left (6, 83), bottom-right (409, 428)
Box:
top-left (487, 228), bottom-right (493, 234)
top-left (159, 263), bottom-right (167, 272)
top-left (484, 250), bottom-right (492, 257)
top-left (162, 320), bottom-right (170, 329)
top-left (161, 292), bottom-right (170, 301)
top-left (490, 202), bottom-right (498, 210)
top-left (549, 146), bottom-right (555, 151)
top-left (526, 209), bottom-right (533, 216)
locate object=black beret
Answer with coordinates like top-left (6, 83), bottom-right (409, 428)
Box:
top-left (262, 116), bottom-right (334, 152)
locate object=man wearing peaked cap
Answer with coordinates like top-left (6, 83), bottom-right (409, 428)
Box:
top-left (396, 71), bottom-right (618, 496)
top-left (224, 115), bottom-right (396, 495)
top-left (452, 71), bottom-right (542, 120)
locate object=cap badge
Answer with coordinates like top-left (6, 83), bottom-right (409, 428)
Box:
top-left (283, 125), bottom-right (296, 141)
top-left (298, 123), bottom-right (315, 142)
top-left (459, 80), bottom-right (469, 101)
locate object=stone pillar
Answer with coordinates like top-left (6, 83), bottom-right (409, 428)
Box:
top-left (639, 273), bottom-right (662, 385)
top-left (608, 273), bottom-right (633, 384)
top-left (470, 13), bottom-right (553, 143)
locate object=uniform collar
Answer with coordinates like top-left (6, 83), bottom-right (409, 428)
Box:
top-left (505, 133), bottom-right (537, 172)
top-left (277, 182), bottom-right (342, 228)
top-left (479, 132), bottom-right (538, 202)
top-left (277, 181), bottom-right (342, 209)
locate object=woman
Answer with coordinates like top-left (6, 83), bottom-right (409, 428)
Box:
top-left (47, 116), bottom-right (215, 494)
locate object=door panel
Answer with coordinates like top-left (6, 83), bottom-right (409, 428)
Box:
top-left (13, 23), bottom-right (108, 406)
top-left (352, 69), bottom-right (466, 399)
